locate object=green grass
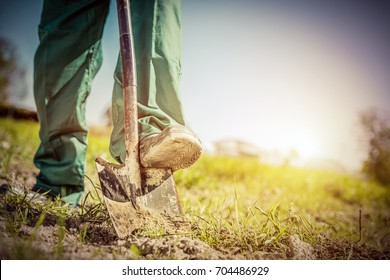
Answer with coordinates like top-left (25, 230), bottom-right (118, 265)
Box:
top-left (1, 118), bottom-right (389, 259)
top-left (0, 119), bottom-right (39, 173)
top-left (176, 155), bottom-right (390, 253)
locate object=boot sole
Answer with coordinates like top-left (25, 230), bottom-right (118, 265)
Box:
top-left (141, 130), bottom-right (202, 171)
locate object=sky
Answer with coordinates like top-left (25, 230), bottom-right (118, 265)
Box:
top-left (1, 0), bottom-right (390, 171)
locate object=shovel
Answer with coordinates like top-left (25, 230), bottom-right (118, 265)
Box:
top-left (95, 0), bottom-right (183, 239)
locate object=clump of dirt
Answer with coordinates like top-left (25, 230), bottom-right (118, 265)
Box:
top-left (121, 236), bottom-right (224, 260)
top-left (314, 236), bottom-right (389, 260)
top-left (288, 234), bottom-right (316, 260)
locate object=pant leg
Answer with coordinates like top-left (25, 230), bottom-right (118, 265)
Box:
top-left (33, 0), bottom-right (109, 196)
top-left (110, 0), bottom-right (185, 163)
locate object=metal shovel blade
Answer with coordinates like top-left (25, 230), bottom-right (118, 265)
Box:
top-left (96, 157), bottom-right (183, 238)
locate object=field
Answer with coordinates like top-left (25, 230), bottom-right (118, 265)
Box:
top-left (0, 118), bottom-right (389, 259)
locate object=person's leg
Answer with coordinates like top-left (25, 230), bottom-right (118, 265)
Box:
top-left (110, 0), bottom-right (201, 168)
top-left (33, 0), bottom-right (109, 198)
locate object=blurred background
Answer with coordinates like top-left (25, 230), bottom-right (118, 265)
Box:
top-left (0, 0), bottom-right (389, 174)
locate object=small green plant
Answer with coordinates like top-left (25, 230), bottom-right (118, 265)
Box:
top-left (55, 216), bottom-right (65, 258)
top-left (77, 224), bottom-right (89, 243)
top-left (27, 211), bottom-right (46, 248)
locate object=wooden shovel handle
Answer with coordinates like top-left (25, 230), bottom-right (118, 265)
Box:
top-left (116, 0), bottom-right (139, 166)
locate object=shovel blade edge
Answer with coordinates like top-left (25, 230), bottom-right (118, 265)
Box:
top-left (95, 157), bottom-right (184, 238)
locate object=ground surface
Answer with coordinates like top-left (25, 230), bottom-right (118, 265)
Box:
top-left (0, 119), bottom-right (389, 259)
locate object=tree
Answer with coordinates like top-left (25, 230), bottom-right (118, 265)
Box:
top-left (359, 109), bottom-right (390, 186)
top-left (0, 37), bottom-right (25, 104)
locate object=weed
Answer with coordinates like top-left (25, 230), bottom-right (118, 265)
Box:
top-left (77, 224), bottom-right (89, 243)
top-left (56, 216), bottom-right (65, 258)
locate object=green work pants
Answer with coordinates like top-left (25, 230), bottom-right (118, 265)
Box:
top-left (33, 0), bottom-right (185, 196)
